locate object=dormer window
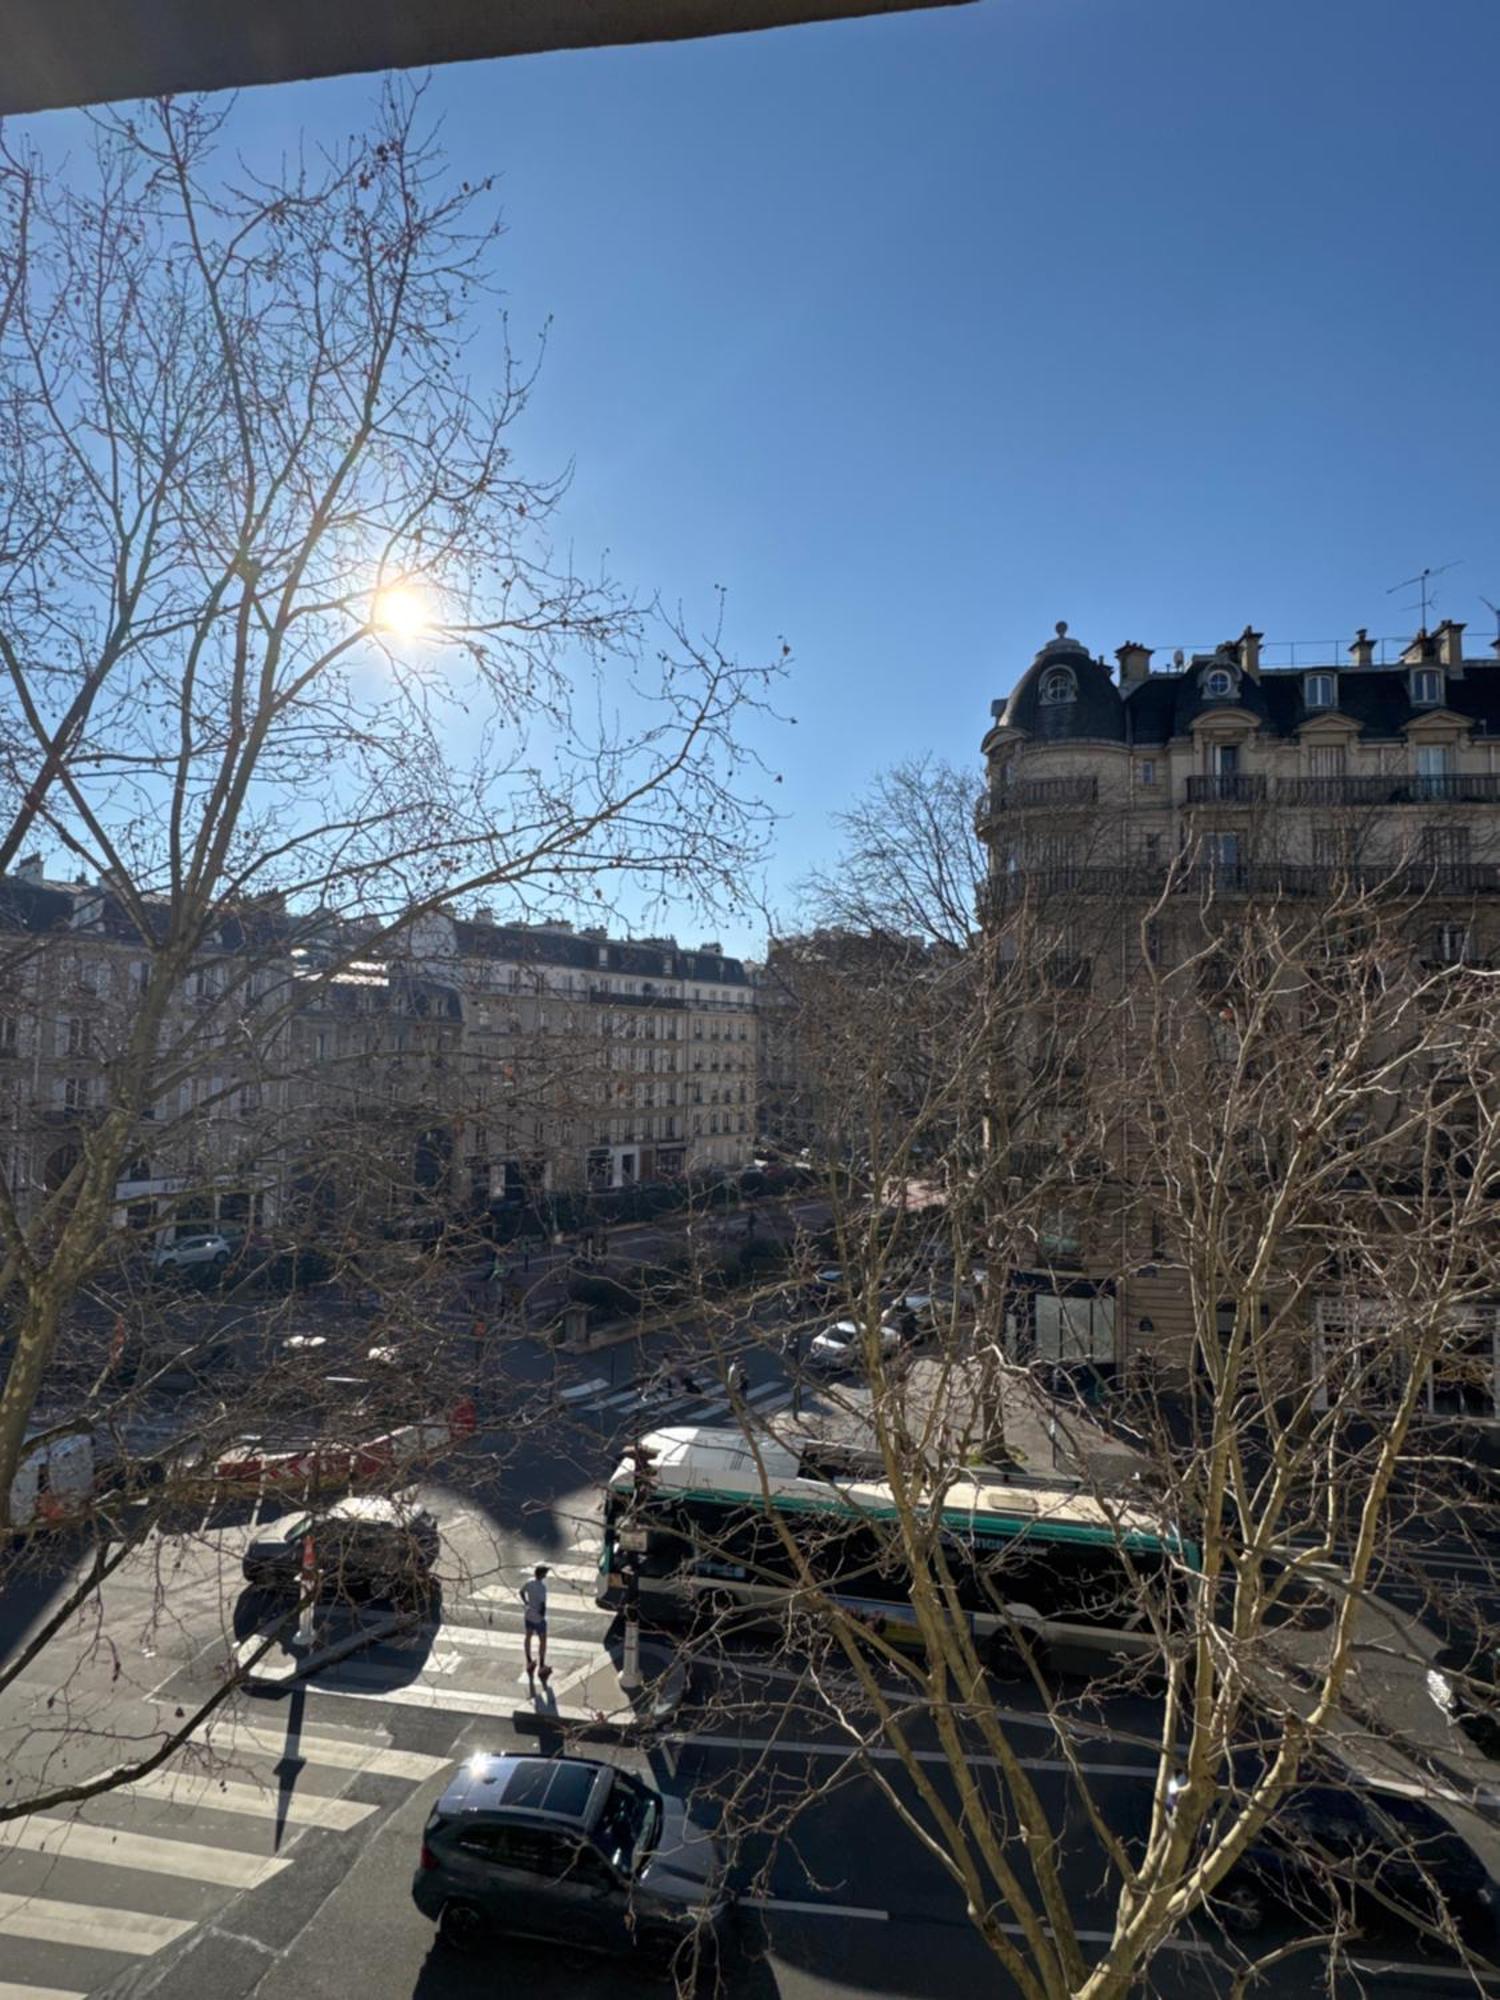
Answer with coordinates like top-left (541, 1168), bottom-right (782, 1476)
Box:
top-left (1039, 666), bottom-right (1076, 706)
top-left (1411, 667), bottom-right (1443, 707)
top-left (1204, 667), bottom-right (1237, 700)
top-left (1304, 672), bottom-right (1336, 709)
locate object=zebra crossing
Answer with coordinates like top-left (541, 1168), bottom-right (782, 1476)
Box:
top-left (0, 1701), bottom-right (452, 1999)
top-left (567, 1373), bottom-right (795, 1424)
top-left (278, 1553), bottom-right (622, 1720)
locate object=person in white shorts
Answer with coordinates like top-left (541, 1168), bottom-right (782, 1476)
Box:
top-left (520, 1564), bottom-right (550, 1682)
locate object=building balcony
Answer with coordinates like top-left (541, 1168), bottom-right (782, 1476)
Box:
top-left (588, 988), bottom-right (686, 1009)
top-left (977, 776), bottom-right (1099, 827)
top-left (1276, 774), bottom-right (1500, 807)
top-left (1184, 775), bottom-right (1267, 805)
top-left (982, 861), bottom-right (1500, 908)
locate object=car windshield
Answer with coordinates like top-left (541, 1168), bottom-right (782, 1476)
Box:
top-left (597, 1773), bottom-right (660, 1874)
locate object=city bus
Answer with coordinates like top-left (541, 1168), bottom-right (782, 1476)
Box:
top-left (599, 1426), bottom-right (1200, 1675)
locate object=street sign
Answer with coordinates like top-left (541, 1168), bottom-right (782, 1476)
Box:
top-left (616, 1526), bottom-right (648, 1553)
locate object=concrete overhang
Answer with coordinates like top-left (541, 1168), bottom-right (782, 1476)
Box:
top-left (2, 0), bottom-right (975, 119)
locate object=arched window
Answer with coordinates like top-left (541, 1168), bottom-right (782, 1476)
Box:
top-left (1204, 667), bottom-right (1236, 700)
top-left (1304, 672), bottom-right (1336, 709)
top-left (1039, 666), bottom-right (1076, 706)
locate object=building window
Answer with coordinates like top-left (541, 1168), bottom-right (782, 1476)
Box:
top-left (1210, 741), bottom-right (1240, 777)
top-left (1039, 666), bottom-right (1076, 706)
top-left (1304, 673), bottom-right (1336, 709)
top-left (1411, 668), bottom-right (1444, 707)
top-left (1422, 824), bottom-right (1471, 866)
top-left (1204, 667), bottom-right (1236, 700)
top-left (1137, 758), bottom-right (1157, 787)
top-left (1307, 744), bottom-right (1346, 778)
top-left (1435, 922), bottom-right (1471, 965)
top-left (0, 1017), bottom-right (15, 1056)
top-left (1205, 831), bottom-right (1242, 871)
top-left (1142, 834), bottom-right (1161, 867)
top-left (1413, 743), bottom-right (1453, 798)
top-left (1312, 825), bottom-right (1356, 870)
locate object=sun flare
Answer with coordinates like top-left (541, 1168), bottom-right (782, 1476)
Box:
top-left (372, 584), bottom-right (430, 641)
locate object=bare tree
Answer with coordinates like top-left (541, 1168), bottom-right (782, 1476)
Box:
top-left (639, 830), bottom-right (1500, 1993)
top-left (0, 85), bottom-right (780, 1524)
top-left (800, 753), bottom-right (984, 951)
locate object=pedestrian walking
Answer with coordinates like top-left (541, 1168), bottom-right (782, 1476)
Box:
top-left (726, 1356), bottom-right (747, 1401)
top-left (520, 1564), bottom-right (551, 1683)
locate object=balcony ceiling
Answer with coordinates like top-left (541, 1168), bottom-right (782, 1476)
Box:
top-left (2, 0), bottom-right (970, 118)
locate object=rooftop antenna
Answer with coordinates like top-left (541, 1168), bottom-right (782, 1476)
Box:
top-left (1483, 596), bottom-right (1500, 656)
top-left (1386, 560), bottom-right (1460, 630)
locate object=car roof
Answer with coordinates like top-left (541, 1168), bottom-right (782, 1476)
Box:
top-left (436, 1753), bottom-right (613, 1829)
top-left (312, 1494), bottom-right (434, 1528)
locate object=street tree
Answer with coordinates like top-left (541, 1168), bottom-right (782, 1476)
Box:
top-left (0, 84), bottom-right (776, 1815)
top-left (665, 837), bottom-right (1500, 1994)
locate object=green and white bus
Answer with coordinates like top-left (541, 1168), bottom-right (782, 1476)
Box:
top-left (599, 1426), bottom-right (1200, 1675)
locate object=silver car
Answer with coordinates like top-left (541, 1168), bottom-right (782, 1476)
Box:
top-left (152, 1230), bottom-right (234, 1273)
top-left (413, 1753), bottom-right (731, 1963)
top-left (807, 1318), bottom-right (902, 1373)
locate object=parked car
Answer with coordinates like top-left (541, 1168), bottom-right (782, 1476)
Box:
top-left (152, 1230), bottom-right (235, 1276)
top-left (241, 1494), bottom-right (440, 1602)
top-left (1427, 1631), bottom-right (1500, 1760)
top-left (1171, 1764), bottom-right (1497, 1945)
top-left (413, 1753), bottom-right (731, 1962)
top-left (9, 1429), bottom-right (97, 1529)
top-left (807, 1319), bottom-right (902, 1374)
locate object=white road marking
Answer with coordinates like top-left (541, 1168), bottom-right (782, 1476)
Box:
top-left (426, 1622), bottom-right (602, 1657)
top-left (559, 1378), bottom-right (609, 1403)
top-left (123, 1770), bottom-right (375, 1831)
top-left (0, 1891), bottom-right (193, 1956)
top-left (0, 1984), bottom-right (88, 2000)
top-left (302, 1680), bottom-right (531, 1718)
top-left (470, 1582), bottom-right (599, 1613)
top-left (0, 1817), bottom-right (292, 1889)
top-left (186, 1718), bottom-right (449, 1781)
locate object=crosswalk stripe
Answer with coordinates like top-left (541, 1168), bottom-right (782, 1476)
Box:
top-left (0, 1891), bottom-right (193, 1956)
top-left (187, 1719), bottom-right (449, 1781)
top-left (0, 1817), bottom-right (292, 1889)
top-left (0, 1984), bottom-right (88, 2000)
top-left (305, 1680), bottom-right (535, 1718)
top-left (122, 1770), bottom-right (375, 1831)
top-left (418, 1624), bottom-right (600, 1658)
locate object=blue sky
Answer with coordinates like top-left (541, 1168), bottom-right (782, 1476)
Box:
top-left (15, 0), bottom-right (1500, 955)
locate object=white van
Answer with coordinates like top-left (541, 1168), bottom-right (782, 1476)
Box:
top-left (9, 1431), bottom-right (96, 1529)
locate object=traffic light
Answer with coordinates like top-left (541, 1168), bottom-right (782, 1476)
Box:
top-left (625, 1438), bottom-right (659, 1500)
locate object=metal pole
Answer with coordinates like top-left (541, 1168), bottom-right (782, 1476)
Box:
top-left (297, 1532), bottom-right (316, 1647)
top-left (620, 1552), bottom-right (642, 1689)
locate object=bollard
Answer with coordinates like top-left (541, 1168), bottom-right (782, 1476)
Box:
top-left (297, 1532), bottom-right (316, 1647)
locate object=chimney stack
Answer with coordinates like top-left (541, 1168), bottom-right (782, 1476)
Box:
top-left (1115, 641), bottom-right (1153, 689)
top-left (1435, 618), bottom-right (1466, 668)
top-left (1349, 628), bottom-right (1375, 668)
top-left (1236, 626), bottom-right (1263, 679)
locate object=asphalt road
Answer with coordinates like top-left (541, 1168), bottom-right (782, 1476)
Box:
top-left (5, 1303), bottom-right (1500, 2000)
